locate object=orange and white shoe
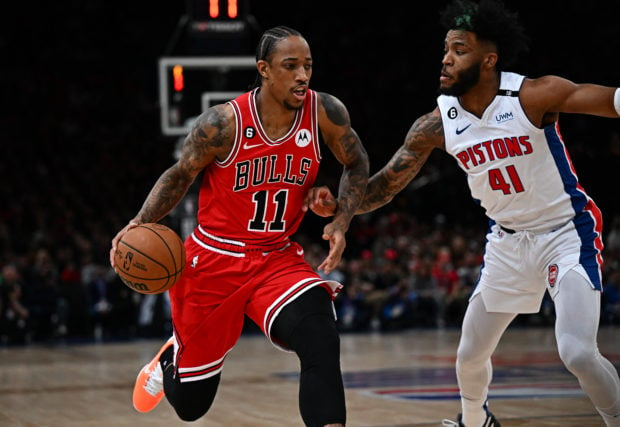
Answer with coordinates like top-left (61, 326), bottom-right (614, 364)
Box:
top-left (132, 337), bottom-right (174, 413)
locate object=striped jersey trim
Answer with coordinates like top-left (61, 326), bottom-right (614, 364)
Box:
top-left (177, 348), bottom-right (232, 382)
top-left (191, 225), bottom-right (291, 257)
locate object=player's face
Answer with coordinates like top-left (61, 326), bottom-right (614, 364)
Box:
top-left (440, 61), bottom-right (481, 97)
top-left (439, 30), bottom-right (484, 96)
top-left (263, 36), bottom-right (313, 110)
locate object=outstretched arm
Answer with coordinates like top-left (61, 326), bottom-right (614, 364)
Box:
top-left (316, 92), bottom-right (370, 273)
top-left (358, 108), bottom-right (443, 213)
top-left (306, 107), bottom-right (444, 217)
top-left (522, 76), bottom-right (620, 127)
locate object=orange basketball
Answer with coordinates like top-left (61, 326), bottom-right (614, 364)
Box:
top-left (114, 223), bottom-right (186, 294)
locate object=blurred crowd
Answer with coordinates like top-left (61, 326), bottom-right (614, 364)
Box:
top-left (2, 185), bottom-right (620, 346)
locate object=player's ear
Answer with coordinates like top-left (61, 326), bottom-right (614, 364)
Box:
top-left (484, 53), bottom-right (498, 68)
top-left (256, 60), bottom-right (269, 79)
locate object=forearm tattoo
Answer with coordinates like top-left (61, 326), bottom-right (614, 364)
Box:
top-left (359, 111), bottom-right (443, 214)
top-left (335, 129), bottom-right (369, 229)
top-left (320, 92), bottom-right (370, 229)
top-left (135, 165), bottom-right (194, 224)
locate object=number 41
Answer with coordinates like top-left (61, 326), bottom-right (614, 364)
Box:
top-left (488, 165), bottom-right (525, 194)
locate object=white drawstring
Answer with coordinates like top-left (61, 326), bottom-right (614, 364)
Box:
top-left (513, 230), bottom-right (536, 268)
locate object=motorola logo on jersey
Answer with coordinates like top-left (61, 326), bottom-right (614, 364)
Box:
top-left (495, 111), bottom-right (514, 123)
top-left (448, 107), bottom-right (458, 119)
top-left (295, 129), bottom-right (311, 147)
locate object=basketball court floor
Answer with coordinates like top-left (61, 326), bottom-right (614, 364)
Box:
top-left (1, 325), bottom-right (618, 426)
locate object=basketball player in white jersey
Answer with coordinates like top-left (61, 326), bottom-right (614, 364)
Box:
top-left (111, 26), bottom-right (369, 426)
top-left (304, 0), bottom-right (620, 425)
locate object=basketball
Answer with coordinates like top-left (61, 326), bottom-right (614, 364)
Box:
top-left (114, 223), bottom-right (186, 294)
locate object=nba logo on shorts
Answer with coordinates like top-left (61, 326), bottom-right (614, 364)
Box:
top-left (548, 264), bottom-right (559, 287)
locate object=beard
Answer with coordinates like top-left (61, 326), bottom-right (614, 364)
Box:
top-left (283, 100), bottom-right (303, 111)
top-left (438, 62), bottom-right (481, 97)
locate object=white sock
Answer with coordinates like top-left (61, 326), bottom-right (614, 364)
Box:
top-left (598, 407), bottom-right (620, 427)
top-left (461, 397), bottom-right (487, 426)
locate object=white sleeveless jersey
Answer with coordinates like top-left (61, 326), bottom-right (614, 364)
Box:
top-left (438, 71), bottom-right (596, 233)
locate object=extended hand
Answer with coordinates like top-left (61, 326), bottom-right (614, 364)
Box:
top-left (109, 220), bottom-right (140, 269)
top-left (302, 186), bottom-right (337, 217)
top-left (317, 222), bottom-right (346, 274)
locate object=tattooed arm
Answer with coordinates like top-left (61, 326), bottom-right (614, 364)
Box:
top-left (317, 92), bottom-right (370, 229)
top-left (304, 107), bottom-right (444, 217)
top-left (110, 104), bottom-right (235, 268)
top-left (357, 107), bottom-right (444, 214)
top-left (314, 92), bottom-right (370, 273)
top-left (132, 105), bottom-right (234, 224)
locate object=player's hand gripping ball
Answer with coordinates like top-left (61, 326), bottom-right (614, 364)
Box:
top-left (114, 223), bottom-right (186, 294)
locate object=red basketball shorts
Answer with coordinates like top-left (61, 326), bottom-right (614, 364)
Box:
top-left (168, 229), bottom-right (342, 383)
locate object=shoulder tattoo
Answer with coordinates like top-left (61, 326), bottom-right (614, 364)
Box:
top-left (319, 92), bottom-right (349, 126)
top-left (190, 105), bottom-right (233, 150)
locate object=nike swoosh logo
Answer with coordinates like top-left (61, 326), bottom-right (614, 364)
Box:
top-left (456, 124), bottom-right (472, 135)
top-left (243, 142), bottom-right (262, 150)
top-left (296, 249), bottom-right (304, 256)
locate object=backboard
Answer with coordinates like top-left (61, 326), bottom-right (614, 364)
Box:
top-left (158, 56), bottom-right (256, 136)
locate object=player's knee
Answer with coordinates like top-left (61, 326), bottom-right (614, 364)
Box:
top-left (174, 404), bottom-right (211, 422)
top-left (557, 335), bottom-right (597, 376)
top-left (173, 395), bottom-right (216, 422)
top-left (167, 374), bottom-right (220, 421)
top-left (290, 313), bottom-right (340, 367)
top-left (271, 286), bottom-right (337, 352)
top-left (456, 341), bottom-right (482, 367)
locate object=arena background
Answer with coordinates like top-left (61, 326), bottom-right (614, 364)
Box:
top-left (1, 0), bottom-right (619, 342)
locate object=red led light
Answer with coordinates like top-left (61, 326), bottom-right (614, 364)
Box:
top-left (228, 0), bottom-right (238, 18)
top-left (172, 65), bottom-right (184, 92)
top-left (209, 0), bottom-right (219, 18)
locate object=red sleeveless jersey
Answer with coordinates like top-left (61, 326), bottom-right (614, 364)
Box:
top-left (196, 88), bottom-right (321, 246)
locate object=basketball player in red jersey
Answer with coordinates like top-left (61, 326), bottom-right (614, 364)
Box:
top-left (110, 26), bottom-right (369, 426)
top-left (304, 1), bottom-right (620, 425)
